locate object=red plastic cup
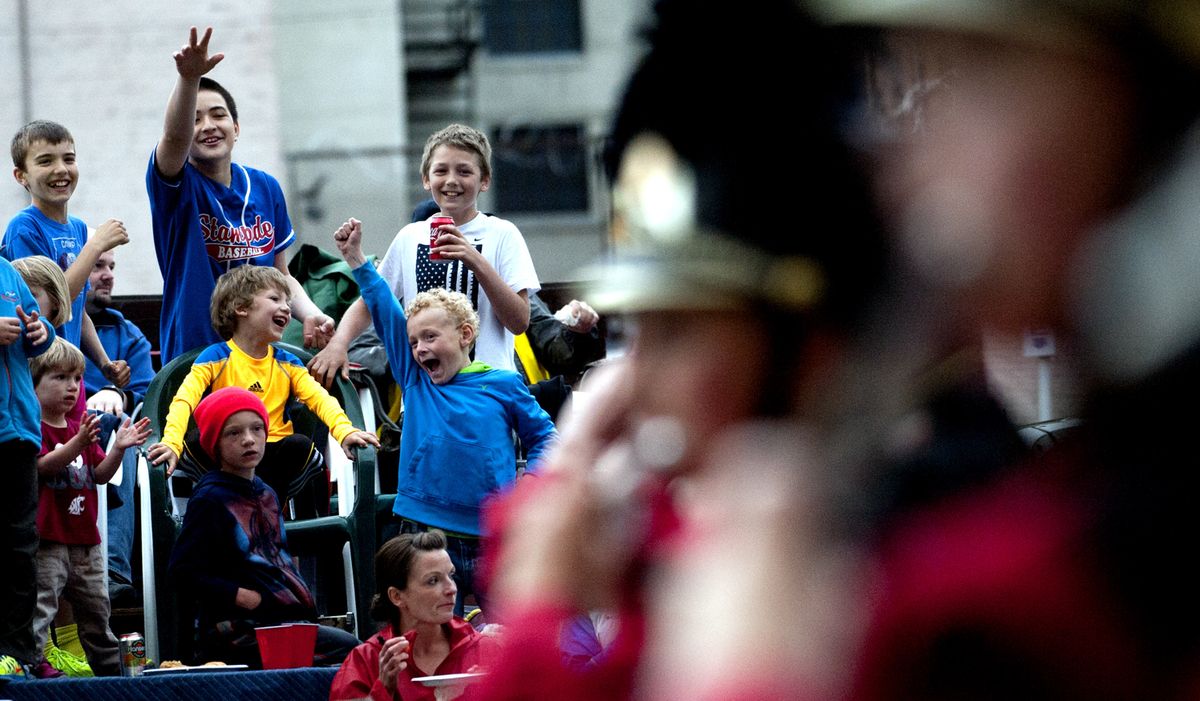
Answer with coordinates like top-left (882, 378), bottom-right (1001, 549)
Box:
top-left (255, 623), bottom-right (318, 669)
top-left (429, 216), bottom-right (454, 261)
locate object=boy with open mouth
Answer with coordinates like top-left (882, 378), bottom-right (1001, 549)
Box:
top-left (148, 264), bottom-right (378, 516)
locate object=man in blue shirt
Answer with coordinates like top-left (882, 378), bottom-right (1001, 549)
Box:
top-left (83, 250), bottom-right (153, 605)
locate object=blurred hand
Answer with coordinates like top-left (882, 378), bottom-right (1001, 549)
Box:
top-left (103, 360), bottom-right (131, 387)
top-left (340, 430), bottom-right (381, 459)
top-left (557, 300), bottom-right (599, 333)
top-left (303, 313), bottom-right (335, 349)
top-left (307, 343), bottom-right (350, 388)
top-left (0, 316), bottom-right (21, 346)
top-left (87, 388), bottom-right (125, 415)
top-left (92, 219), bottom-right (129, 252)
top-left (379, 635), bottom-right (410, 695)
top-left (147, 443), bottom-right (179, 474)
top-left (114, 417), bottom-right (153, 451)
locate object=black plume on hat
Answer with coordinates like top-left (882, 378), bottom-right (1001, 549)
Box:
top-left (595, 0), bottom-right (887, 325)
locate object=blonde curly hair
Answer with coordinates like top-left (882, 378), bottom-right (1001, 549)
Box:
top-left (406, 288), bottom-right (480, 350)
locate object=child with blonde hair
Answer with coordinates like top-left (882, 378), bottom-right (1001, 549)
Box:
top-left (27, 339), bottom-right (150, 677)
top-left (334, 218), bottom-right (554, 614)
top-left (148, 264), bottom-right (377, 513)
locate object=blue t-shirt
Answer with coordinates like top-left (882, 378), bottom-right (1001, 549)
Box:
top-left (146, 151), bottom-right (296, 364)
top-left (1, 205), bottom-right (88, 345)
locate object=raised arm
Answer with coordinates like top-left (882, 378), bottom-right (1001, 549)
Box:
top-left (336, 219), bottom-right (417, 387)
top-left (155, 26), bottom-right (224, 179)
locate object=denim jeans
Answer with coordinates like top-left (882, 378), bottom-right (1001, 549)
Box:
top-left (95, 412), bottom-right (137, 586)
top-left (382, 517), bottom-right (484, 617)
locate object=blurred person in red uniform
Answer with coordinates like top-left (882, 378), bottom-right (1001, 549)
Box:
top-left (795, 1), bottom-right (1200, 699)
top-left (468, 0), bottom-right (891, 698)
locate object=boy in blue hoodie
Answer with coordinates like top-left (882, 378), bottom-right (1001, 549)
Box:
top-left (0, 257), bottom-right (54, 677)
top-left (333, 218), bottom-right (556, 614)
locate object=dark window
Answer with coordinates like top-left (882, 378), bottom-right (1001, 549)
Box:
top-left (492, 125), bottom-right (589, 213)
top-left (482, 0), bottom-right (583, 54)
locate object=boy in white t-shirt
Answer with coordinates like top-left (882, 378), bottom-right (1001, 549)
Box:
top-left (309, 124), bottom-right (539, 384)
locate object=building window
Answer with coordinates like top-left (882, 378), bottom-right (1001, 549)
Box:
top-left (482, 0), bottom-right (583, 54)
top-left (492, 124), bottom-right (589, 213)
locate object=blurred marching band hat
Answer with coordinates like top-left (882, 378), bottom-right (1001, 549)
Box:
top-left (584, 0), bottom-right (886, 320)
top-left (807, 0), bottom-right (1200, 68)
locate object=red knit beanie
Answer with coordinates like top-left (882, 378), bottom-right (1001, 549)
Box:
top-left (194, 387), bottom-right (270, 460)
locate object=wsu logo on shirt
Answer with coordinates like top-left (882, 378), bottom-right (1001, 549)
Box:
top-left (68, 495), bottom-right (85, 516)
top-left (200, 213), bottom-right (276, 262)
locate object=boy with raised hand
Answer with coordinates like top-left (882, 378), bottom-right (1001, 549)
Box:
top-left (146, 265), bottom-right (377, 513)
top-left (309, 124), bottom-right (540, 385)
top-left (167, 387), bottom-right (359, 667)
top-left (333, 217), bottom-right (555, 615)
top-left (28, 339), bottom-right (151, 677)
top-left (4, 120), bottom-right (132, 407)
top-left (0, 257), bottom-right (53, 678)
top-left (149, 26), bottom-right (334, 364)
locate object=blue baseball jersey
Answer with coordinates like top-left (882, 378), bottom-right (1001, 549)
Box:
top-left (146, 151), bottom-right (296, 364)
top-left (1, 206), bottom-right (88, 346)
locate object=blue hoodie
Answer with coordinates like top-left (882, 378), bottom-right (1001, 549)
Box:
top-left (354, 263), bottom-right (556, 535)
top-left (0, 257), bottom-right (56, 447)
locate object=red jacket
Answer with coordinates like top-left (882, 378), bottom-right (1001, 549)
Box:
top-left (330, 618), bottom-right (500, 701)
top-left (468, 475), bottom-right (682, 701)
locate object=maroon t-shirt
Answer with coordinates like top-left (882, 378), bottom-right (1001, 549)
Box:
top-left (37, 419), bottom-right (106, 545)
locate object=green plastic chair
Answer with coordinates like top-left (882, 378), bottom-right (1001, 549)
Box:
top-left (137, 343), bottom-right (377, 663)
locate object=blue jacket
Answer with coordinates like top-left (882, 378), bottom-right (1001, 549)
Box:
top-left (84, 306), bottom-right (154, 409)
top-left (354, 263), bottom-right (556, 535)
top-left (0, 258), bottom-right (56, 447)
top-left (169, 470), bottom-right (315, 632)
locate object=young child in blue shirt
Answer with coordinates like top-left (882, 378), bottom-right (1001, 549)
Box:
top-left (333, 218), bottom-right (556, 614)
top-left (4, 120), bottom-right (132, 411)
top-left (0, 257), bottom-right (54, 677)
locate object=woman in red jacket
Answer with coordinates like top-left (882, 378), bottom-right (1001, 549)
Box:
top-left (330, 531), bottom-right (499, 701)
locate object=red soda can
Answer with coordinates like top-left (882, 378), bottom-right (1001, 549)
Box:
top-left (429, 216), bottom-right (454, 261)
top-left (120, 632), bottom-right (147, 676)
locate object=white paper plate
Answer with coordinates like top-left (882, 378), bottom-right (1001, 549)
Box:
top-left (412, 672), bottom-right (487, 687)
top-left (142, 664), bottom-right (250, 675)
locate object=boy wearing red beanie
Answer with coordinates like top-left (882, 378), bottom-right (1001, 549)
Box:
top-left (167, 387), bottom-right (358, 666)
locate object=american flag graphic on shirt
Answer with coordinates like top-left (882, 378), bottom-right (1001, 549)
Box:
top-left (415, 242), bottom-right (483, 309)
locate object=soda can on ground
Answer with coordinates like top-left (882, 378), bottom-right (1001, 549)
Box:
top-left (119, 632), bottom-right (147, 677)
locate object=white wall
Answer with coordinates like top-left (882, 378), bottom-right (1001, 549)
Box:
top-left (472, 0), bottom-right (650, 282)
top-left (0, 1), bottom-right (284, 295)
top-left (272, 0), bottom-right (409, 258)
top-left (0, 0), bottom-right (648, 292)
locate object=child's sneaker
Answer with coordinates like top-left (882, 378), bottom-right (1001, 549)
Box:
top-left (45, 646), bottom-right (91, 677)
top-left (1, 654), bottom-right (27, 677)
top-left (28, 659), bottom-right (64, 679)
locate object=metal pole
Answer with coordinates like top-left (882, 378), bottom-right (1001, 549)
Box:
top-left (1037, 357), bottom-right (1053, 421)
top-left (17, 0), bottom-right (32, 123)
